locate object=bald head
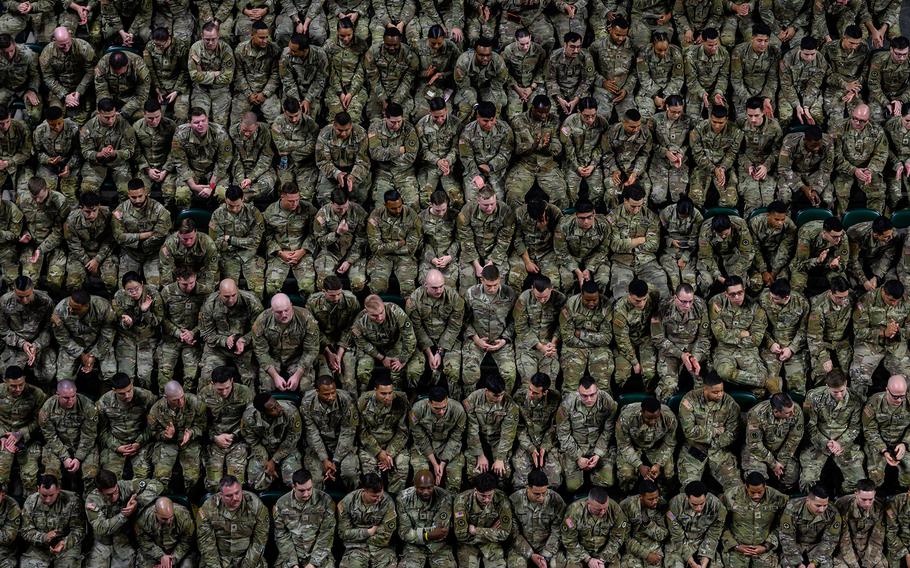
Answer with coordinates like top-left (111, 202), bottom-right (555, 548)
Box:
top-left (852, 104), bottom-right (871, 127)
top-left (52, 26), bottom-right (71, 42)
top-left (424, 270), bottom-right (445, 298)
top-left (164, 381), bottom-right (184, 399)
top-left (56, 379), bottom-right (77, 409)
top-left (154, 497), bottom-right (175, 525)
top-left (56, 380), bottom-right (76, 395)
top-left (414, 469), bottom-right (434, 485)
top-left (887, 375), bottom-right (908, 405)
top-left (271, 293), bottom-right (294, 323)
top-left (218, 279), bottom-right (239, 306)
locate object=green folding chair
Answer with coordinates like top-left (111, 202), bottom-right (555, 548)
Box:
top-left (842, 208), bottom-right (880, 229)
top-left (177, 208), bottom-right (212, 232)
top-left (795, 208), bottom-right (833, 227)
top-left (617, 392), bottom-right (650, 409)
top-left (703, 207), bottom-right (739, 220)
top-left (892, 209), bottom-right (910, 229)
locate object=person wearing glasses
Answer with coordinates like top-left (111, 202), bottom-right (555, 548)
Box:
top-left (849, 279), bottom-right (910, 397)
top-left (862, 374), bottom-right (910, 488)
top-left (832, 103), bottom-right (889, 215)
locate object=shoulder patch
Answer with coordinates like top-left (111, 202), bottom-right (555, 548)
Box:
top-left (682, 398), bottom-right (692, 410)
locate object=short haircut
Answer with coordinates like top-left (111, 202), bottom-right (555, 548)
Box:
top-left (428, 385), bottom-right (448, 402)
top-left (628, 279), bottom-right (648, 298)
top-left (474, 471), bottom-right (498, 492)
top-left (428, 97), bottom-right (446, 112)
top-left (144, 99), bottom-right (162, 113)
top-left (769, 278), bottom-right (791, 298)
top-left (476, 101), bottom-right (496, 119)
top-left (884, 279), bottom-right (905, 299)
top-left (589, 485), bottom-right (609, 503)
top-left (224, 185), bottom-right (243, 202)
top-left (292, 468), bottom-right (312, 485)
top-left (95, 469), bottom-right (118, 490)
top-left (823, 217), bottom-right (843, 232)
top-left (769, 392), bottom-right (794, 412)
top-left (253, 392), bottom-right (273, 413)
top-left (527, 469), bottom-right (548, 488)
top-left (768, 200), bottom-right (788, 214)
top-left (744, 471), bottom-right (767, 486)
top-left (529, 372), bottom-right (551, 389)
top-left (97, 98), bottom-right (116, 112)
top-left (809, 484), bottom-right (829, 499)
top-left (685, 480), bottom-right (708, 497)
top-left (361, 473), bottom-right (384, 492)
top-left (641, 396), bottom-right (661, 413)
top-left (110, 373), bottom-right (132, 389)
top-left (480, 264), bottom-right (500, 281)
top-left (704, 371), bottom-right (723, 387)
top-left (856, 478), bottom-right (876, 493)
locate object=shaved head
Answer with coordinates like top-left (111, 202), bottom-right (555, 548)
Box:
top-left (271, 293), bottom-right (294, 324)
top-left (219, 279), bottom-right (238, 295)
top-left (424, 269), bottom-right (445, 298)
top-left (155, 497), bottom-right (174, 515)
top-left (163, 381), bottom-right (184, 399)
top-left (888, 374), bottom-right (908, 393)
top-left (56, 380), bottom-right (76, 395)
top-left (414, 469), bottom-right (434, 485)
top-left (52, 26), bottom-right (70, 41)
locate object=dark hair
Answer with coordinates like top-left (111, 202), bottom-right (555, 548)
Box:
top-left (473, 471), bottom-right (498, 492)
top-left (809, 484), bottom-right (829, 499)
top-left (623, 184), bottom-right (645, 201)
top-left (829, 276), bottom-right (850, 293)
top-left (639, 479), bottom-right (658, 494)
top-left (97, 98), bottom-right (116, 113)
top-left (577, 97), bottom-right (597, 111)
top-left (804, 125), bottom-right (823, 141)
top-left (144, 99), bottom-right (162, 113)
top-left (46, 106), bottom-right (64, 121)
top-left (292, 468), bottom-right (312, 485)
top-left (480, 264), bottom-right (500, 281)
top-left (211, 365), bottom-right (238, 384)
top-left (752, 21), bottom-right (771, 36)
top-left (581, 280), bottom-right (599, 295)
top-left (121, 271), bottom-right (143, 287)
top-left (800, 36), bottom-right (818, 50)
top-left (3, 366), bottom-right (23, 380)
top-left (769, 278), bottom-right (791, 298)
top-left (70, 288), bottom-right (90, 306)
top-left (704, 371), bottom-right (723, 387)
top-left (476, 101), bottom-right (496, 119)
top-left (628, 279), bottom-right (648, 298)
top-left (109, 51), bottom-right (128, 69)
top-left (589, 485), bottom-right (609, 503)
top-left (334, 112), bottom-right (352, 126)
top-left (323, 275), bottom-right (343, 291)
top-left (428, 385), bottom-right (448, 402)
top-left (224, 185), bottom-right (244, 202)
top-left (428, 24), bottom-right (446, 38)
top-left (529, 372), bottom-right (551, 389)
top-left (856, 479), bottom-right (876, 493)
top-left (361, 473), bottom-right (384, 492)
top-left (527, 469), bottom-right (548, 488)
top-left (702, 27), bottom-right (719, 40)
top-left (485, 374), bottom-right (505, 394)
top-left (95, 469), bottom-right (118, 490)
top-left (13, 276), bottom-right (32, 291)
top-left (710, 105), bottom-right (728, 119)
top-left (579, 375), bottom-right (596, 390)
top-left (38, 474), bottom-right (59, 489)
top-left (623, 108), bottom-right (641, 122)
top-left (769, 392), bottom-right (794, 412)
top-left (685, 480), bottom-right (708, 497)
top-left (744, 471), bottom-right (767, 486)
top-left (768, 200), bottom-right (788, 214)
top-left (428, 97), bottom-right (446, 112)
top-left (725, 275), bottom-right (744, 290)
top-left (891, 36), bottom-right (910, 50)
top-left (563, 32), bottom-right (582, 44)
top-left (384, 102), bottom-right (404, 118)
top-left (711, 214), bottom-right (732, 233)
top-left (843, 25), bottom-right (862, 39)
top-left (283, 97), bottom-right (301, 113)
top-left (884, 279), bottom-right (905, 299)
top-left (872, 216), bottom-right (893, 234)
top-left (532, 275), bottom-right (552, 292)
top-left (110, 373), bottom-right (132, 389)
top-left (253, 392), bottom-right (273, 413)
top-left (641, 396), bottom-right (661, 413)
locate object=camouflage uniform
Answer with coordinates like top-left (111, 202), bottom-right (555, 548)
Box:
top-left (0, 382), bottom-right (45, 492)
top-left (777, 132), bottom-right (836, 207)
top-left (196, 491), bottom-right (269, 568)
top-left (720, 484), bottom-right (788, 568)
top-left (688, 118), bottom-right (742, 208)
top-left (833, 121), bottom-right (889, 214)
top-left (709, 290), bottom-right (770, 390)
top-left (95, 385), bottom-right (155, 479)
top-left (263, 199), bottom-right (318, 296)
top-left (778, 497), bottom-right (842, 568)
top-left (799, 385), bottom-right (865, 492)
top-left (312, 200), bottom-right (369, 292)
top-left (409, 396), bottom-right (467, 492)
top-left (620, 493), bottom-right (670, 568)
top-left (414, 109), bottom-right (462, 208)
top-left (820, 39), bottom-right (869, 132)
top-left (134, 501), bottom-right (196, 568)
top-left (38, 38), bottom-right (95, 123)
top-left (453, 488), bottom-right (512, 568)
top-left (351, 301), bottom-right (417, 392)
top-left (84, 479), bottom-right (163, 568)
top-left (32, 118), bottom-right (81, 205)
top-left (94, 51), bottom-right (151, 122)
top-left (20, 489), bottom-right (85, 568)
top-left (658, 204), bottom-right (701, 290)
top-left (52, 294), bottom-right (116, 382)
top-left (850, 288), bottom-right (910, 396)
top-left (678, 388), bottom-right (741, 487)
top-left (463, 388), bottom-right (519, 477)
top-left (0, 493), bottom-right (18, 568)
top-left (209, 200), bottom-right (265, 297)
top-left (885, 116), bottom-right (910, 211)
top-left (188, 39), bottom-right (234, 127)
top-left (508, 202), bottom-right (561, 291)
top-left (505, 110), bottom-right (566, 208)
top-left (38, 392), bottom-right (98, 483)
top-left (133, 115), bottom-right (179, 209)
top-left (314, 121), bottom-right (371, 204)
top-left (252, 306), bottom-right (319, 392)
top-left (559, 111), bottom-right (608, 208)
top-left (405, 285), bottom-right (465, 396)
top-left (559, 292), bottom-right (614, 392)
top-left (366, 202), bottom-right (422, 297)
top-left (777, 47), bottom-right (827, 127)
top-left (757, 0), bottom-right (809, 50)
top-left (337, 489), bottom-right (398, 568)
top-left (157, 280), bottom-right (206, 389)
top-left (697, 215), bottom-right (755, 292)
top-left (863, 392), bottom-right (910, 487)
top-left (739, 117), bottom-right (783, 215)
top-left (324, 35), bottom-right (368, 121)
top-left (158, 231), bottom-right (220, 291)
top-left (418, 205), bottom-right (460, 287)
top-left (462, 281), bottom-right (518, 392)
top-left (169, 122), bottom-right (233, 202)
top-left (729, 41), bottom-right (779, 115)
top-left (545, 47), bottom-right (595, 117)
top-left (16, 188), bottom-right (66, 292)
top-left (684, 42), bottom-right (729, 121)
top-left (240, 399), bottom-right (303, 490)
top-left (834, 495), bottom-right (886, 568)
top-left (111, 284), bottom-right (164, 390)
top-left (748, 212), bottom-right (796, 291)
top-left (271, 110), bottom-right (320, 202)
top-left (511, 384), bottom-right (561, 488)
top-left (457, 118), bottom-right (514, 203)
top-left (0, 200), bottom-right (20, 287)
top-left (396, 486), bottom-right (454, 568)
top-left (616, 402), bottom-right (678, 490)
top-left (0, 288), bottom-right (56, 386)
top-left (198, 288), bottom-right (264, 386)
top-left (306, 289), bottom-right (361, 392)
top-left (649, 111), bottom-right (691, 206)
top-left (99, 0), bottom-right (152, 44)
top-left (275, 0), bottom-right (328, 45)
top-left (672, 0), bottom-right (723, 44)
top-left (148, 393), bottom-right (206, 491)
top-left (635, 43), bottom-right (685, 120)
top-left (452, 49), bottom-right (508, 118)
top-left (111, 195), bottom-right (172, 287)
top-left (561, 496), bottom-right (628, 568)
top-left (198, 381), bottom-right (254, 491)
top-left (364, 41), bottom-right (419, 119)
top-left (758, 288), bottom-right (809, 393)
top-left (0, 42), bottom-right (40, 126)
top-left (273, 488), bottom-right (336, 568)
top-left (806, 290), bottom-right (853, 387)
top-left (301, 387), bottom-right (359, 490)
top-left (653, 294), bottom-right (711, 402)
top-left (357, 389), bottom-right (410, 493)
top-left (555, 388), bottom-right (617, 491)
top-left (59, 209), bottom-right (108, 290)
top-left (501, 39), bottom-right (547, 120)
top-left (231, 38), bottom-right (281, 125)
top-left (513, 287), bottom-right (564, 383)
top-left (229, 120), bottom-right (277, 202)
top-left (609, 206), bottom-right (668, 299)
top-left (554, 213), bottom-right (611, 293)
top-left (589, 34), bottom-right (637, 121)
top-left (666, 492), bottom-right (727, 568)
top-left (885, 490), bottom-right (910, 568)
top-left (790, 220), bottom-right (850, 293)
top-left (367, 119), bottom-right (420, 206)
top-left (143, 37), bottom-right (191, 122)
top-left (508, 487), bottom-right (565, 566)
top-left (78, 113), bottom-right (136, 197)
top-left (456, 199), bottom-right (514, 294)
top-left (612, 292), bottom-right (659, 389)
top-left (743, 400), bottom-right (804, 488)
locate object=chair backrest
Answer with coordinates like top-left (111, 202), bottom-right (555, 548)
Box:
top-left (703, 207), bottom-right (739, 220)
top-left (841, 208), bottom-right (880, 229)
top-left (795, 208), bottom-right (833, 228)
top-left (892, 210), bottom-right (910, 229)
top-left (176, 209), bottom-right (212, 233)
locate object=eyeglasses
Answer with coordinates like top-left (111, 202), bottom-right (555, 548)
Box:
top-left (888, 389), bottom-right (907, 400)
